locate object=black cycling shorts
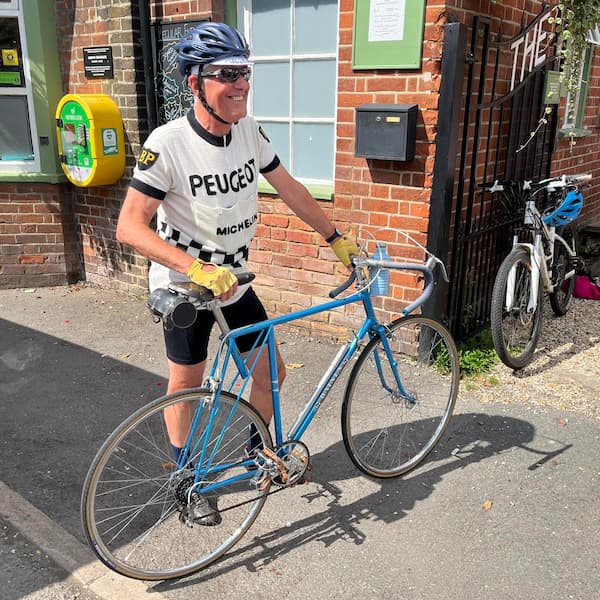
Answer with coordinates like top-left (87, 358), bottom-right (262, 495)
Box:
top-left (163, 287), bottom-right (268, 365)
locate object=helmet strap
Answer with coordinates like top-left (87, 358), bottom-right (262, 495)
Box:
top-left (200, 94), bottom-right (231, 126)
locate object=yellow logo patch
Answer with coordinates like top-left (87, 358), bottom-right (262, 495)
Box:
top-left (137, 148), bottom-right (159, 170)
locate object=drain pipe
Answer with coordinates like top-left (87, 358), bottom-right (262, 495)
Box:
top-left (138, 0), bottom-right (158, 132)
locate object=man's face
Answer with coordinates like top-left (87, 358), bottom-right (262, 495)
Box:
top-left (195, 66), bottom-right (251, 124)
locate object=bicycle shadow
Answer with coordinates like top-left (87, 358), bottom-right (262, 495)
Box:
top-left (154, 411), bottom-right (571, 591)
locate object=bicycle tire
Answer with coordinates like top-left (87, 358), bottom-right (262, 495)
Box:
top-left (491, 247), bottom-right (543, 369)
top-left (341, 315), bottom-right (459, 478)
top-left (81, 389), bottom-right (272, 581)
top-left (549, 225), bottom-right (575, 316)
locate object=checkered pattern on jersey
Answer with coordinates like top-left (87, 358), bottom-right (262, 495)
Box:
top-left (159, 222), bottom-right (249, 267)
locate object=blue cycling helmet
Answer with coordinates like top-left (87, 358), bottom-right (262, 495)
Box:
top-left (541, 189), bottom-right (584, 227)
top-left (176, 22), bottom-right (250, 77)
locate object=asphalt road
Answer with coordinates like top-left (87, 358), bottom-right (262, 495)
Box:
top-left (1, 284), bottom-right (598, 599)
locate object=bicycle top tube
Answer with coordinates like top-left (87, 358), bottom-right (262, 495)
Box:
top-left (164, 253), bottom-right (445, 344)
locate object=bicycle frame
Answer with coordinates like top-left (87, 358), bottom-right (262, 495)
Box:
top-left (506, 197), bottom-right (576, 313)
top-left (181, 257), bottom-right (440, 490)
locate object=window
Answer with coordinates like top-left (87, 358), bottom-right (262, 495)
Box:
top-left (0, 1), bottom-right (38, 172)
top-left (238, 0), bottom-right (338, 195)
top-left (561, 44), bottom-right (594, 135)
top-left (0, 0), bottom-right (63, 181)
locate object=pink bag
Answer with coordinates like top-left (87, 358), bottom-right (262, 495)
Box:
top-left (572, 275), bottom-right (600, 300)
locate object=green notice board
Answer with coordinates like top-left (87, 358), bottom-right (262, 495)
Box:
top-left (352, 0), bottom-right (426, 70)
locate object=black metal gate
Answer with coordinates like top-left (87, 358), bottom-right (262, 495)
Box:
top-left (443, 7), bottom-right (560, 340)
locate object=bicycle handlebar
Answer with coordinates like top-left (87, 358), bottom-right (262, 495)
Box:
top-left (329, 255), bottom-right (446, 316)
top-left (482, 173), bottom-right (591, 194)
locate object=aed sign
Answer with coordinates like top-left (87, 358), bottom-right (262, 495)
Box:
top-left (56, 94), bottom-right (125, 187)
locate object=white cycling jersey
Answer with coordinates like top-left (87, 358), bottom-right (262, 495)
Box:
top-left (130, 110), bottom-right (279, 303)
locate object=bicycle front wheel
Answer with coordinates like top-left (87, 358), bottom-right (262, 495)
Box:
top-left (549, 225), bottom-right (575, 316)
top-left (491, 247), bottom-right (542, 369)
top-left (342, 316), bottom-right (459, 478)
top-left (81, 389), bottom-right (272, 581)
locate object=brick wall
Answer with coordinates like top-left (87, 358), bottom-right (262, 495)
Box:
top-left (0, 183), bottom-right (82, 288)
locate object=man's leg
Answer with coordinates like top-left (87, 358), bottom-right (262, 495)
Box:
top-left (164, 360), bottom-right (206, 448)
top-left (246, 343), bottom-right (286, 424)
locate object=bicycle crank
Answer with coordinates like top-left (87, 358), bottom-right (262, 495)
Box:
top-left (254, 441), bottom-right (311, 491)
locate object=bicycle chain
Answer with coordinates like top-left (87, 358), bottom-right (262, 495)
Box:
top-left (173, 443), bottom-right (312, 521)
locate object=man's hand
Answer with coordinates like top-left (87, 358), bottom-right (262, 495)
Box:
top-left (186, 260), bottom-right (237, 298)
top-left (330, 232), bottom-right (360, 268)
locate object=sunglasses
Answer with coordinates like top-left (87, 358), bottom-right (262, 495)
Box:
top-left (202, 67), bottom-right (252, 83)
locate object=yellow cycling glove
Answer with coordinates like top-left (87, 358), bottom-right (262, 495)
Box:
top-left (186, 260), bottom-right (237, 297)
top-left (330, 230), bottom-right (359, 268)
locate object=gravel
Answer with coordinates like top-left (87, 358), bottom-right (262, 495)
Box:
top-left (462, 296), bottom-right (600, 420)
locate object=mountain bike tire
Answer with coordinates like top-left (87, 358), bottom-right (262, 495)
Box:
top-left (491, 247), bottom-right (543, 369)
top-left (549, 225), bottom-right (575, 316)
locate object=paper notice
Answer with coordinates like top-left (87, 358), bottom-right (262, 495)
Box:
top-left (368, 0), bottom-right (406, 42)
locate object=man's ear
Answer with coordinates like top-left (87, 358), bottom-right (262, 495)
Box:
top-left (188, 74), bottom-right (202, 96)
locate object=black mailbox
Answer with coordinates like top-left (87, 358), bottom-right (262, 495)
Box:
top-left (355, 103), bottom-right (418, 161)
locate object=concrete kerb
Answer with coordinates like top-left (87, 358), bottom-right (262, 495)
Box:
top-left (0, 481), bottom-right (166, 599)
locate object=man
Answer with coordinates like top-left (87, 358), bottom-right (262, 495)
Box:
top-left (117, 22), bottom-right (357, 470)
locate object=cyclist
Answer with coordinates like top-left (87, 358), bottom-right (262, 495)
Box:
top-left (116, 22), bottom-right (358, 488)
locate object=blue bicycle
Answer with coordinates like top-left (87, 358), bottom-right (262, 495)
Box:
top-left (81, 233), bottom-right (460, 580)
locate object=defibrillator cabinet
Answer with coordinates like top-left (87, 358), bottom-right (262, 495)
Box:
top-left (55, 94), bottom-right (125, 187)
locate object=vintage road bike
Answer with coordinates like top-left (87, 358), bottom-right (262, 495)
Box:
top-left (488, 173), bottom-right (591, 369)
top-left (81, 232), bottom-right (460, 580)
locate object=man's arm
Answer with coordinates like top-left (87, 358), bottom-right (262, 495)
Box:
top-left (262, 164), bottom-right (338, 241)
top-left (117, 187), bottom-right (238, 299)
top-left (116, 187), bottom-right (195, 274)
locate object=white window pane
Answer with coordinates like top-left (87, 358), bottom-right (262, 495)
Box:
top-left (293, 123), bottom-right (333, 180)
top-left (253, 62), bottom-right (289, 118)
top-left (251, 0), bottom-right (290, 56)
top-left (293, 60), bottom-right (336, 118)
top-left (0, 95), bottom-right (33, 160)
top-left (295, 0), bottom-right (337, 54)
top-left (260, 120), bottom-right (289, 168)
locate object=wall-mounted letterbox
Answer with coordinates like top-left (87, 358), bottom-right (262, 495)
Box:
top-left (355, 104), bottom-right (418, 161)
top-left (56, 93), bottom-right (125, 187)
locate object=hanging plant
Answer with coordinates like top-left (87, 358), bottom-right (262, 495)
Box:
top-left (552, 0), bottom-right (600, 133)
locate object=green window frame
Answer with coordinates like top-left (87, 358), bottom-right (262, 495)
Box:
top-left (0, 0), bottom-right (64, 182)
top-left (237, 0), bottom-right (338, 200)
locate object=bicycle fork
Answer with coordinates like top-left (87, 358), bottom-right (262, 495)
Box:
top-left (507, 234), bottom-right (543, 313)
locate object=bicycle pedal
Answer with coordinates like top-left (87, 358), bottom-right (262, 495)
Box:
top-left (255, 473), bottom-right (271, 492)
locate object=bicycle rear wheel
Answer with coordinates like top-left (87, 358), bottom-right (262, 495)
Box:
top-left (549, 225), bottom-right (575, 316)
top-left (341, 316), bottom-right (459, 478)
top-left (491, 247), bottom-right (543, 369)
top-left (81, 389), bottom-right (272, 580)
